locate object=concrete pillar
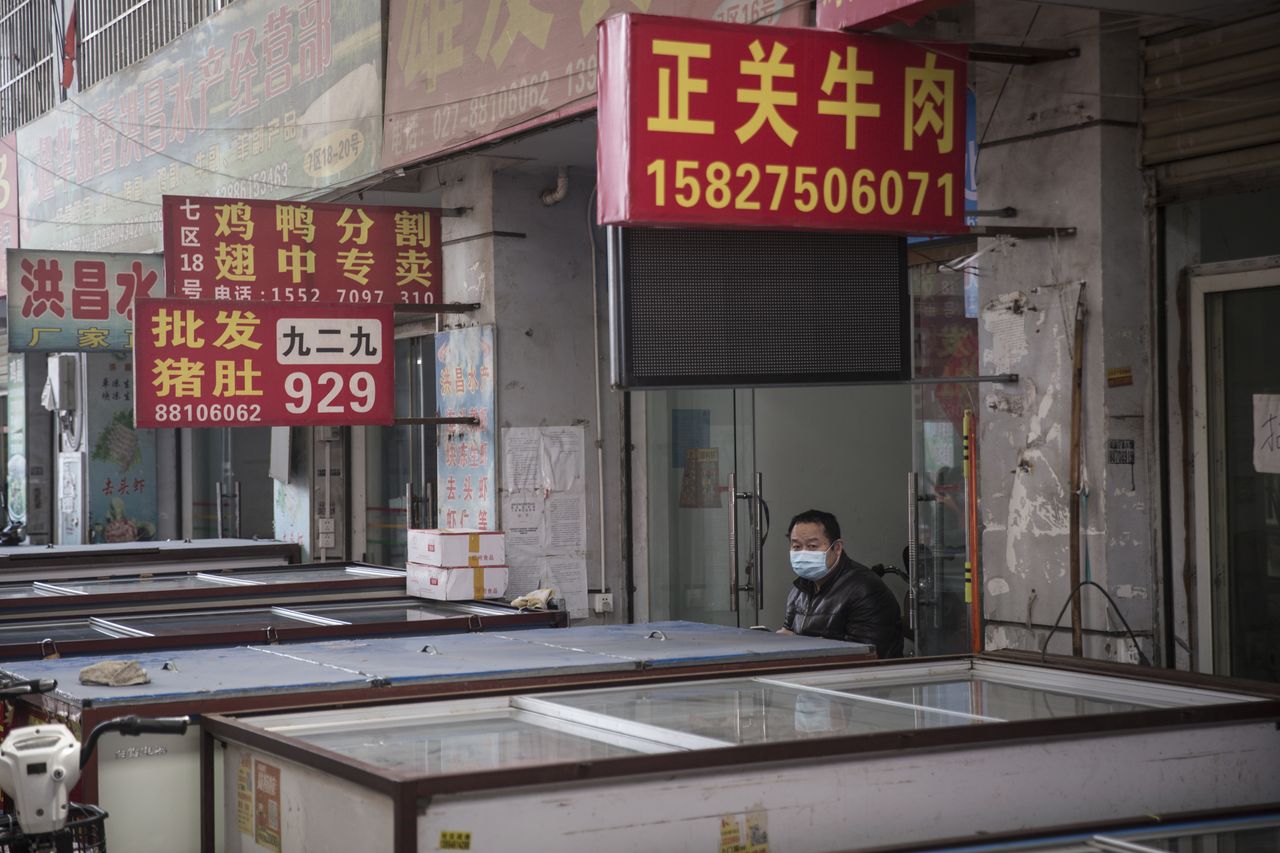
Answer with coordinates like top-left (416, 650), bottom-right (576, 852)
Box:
top-left (974, 3), bottom-right (1154, 661)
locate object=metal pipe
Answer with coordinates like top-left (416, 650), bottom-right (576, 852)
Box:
top-left (906, 472), bottom-right (919, 653)
top-left (728, 472), bottom-right (738, 613)
top-left (1069, 300), bottom-right (1087, 657)
top-left (963, 409), bottom-right (983, 654)
top-left (214, 482), bottom-right (223, 539)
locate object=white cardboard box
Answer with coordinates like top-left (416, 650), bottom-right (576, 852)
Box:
top-left (407, 562), bottom-right (509, 601)
top-left (406, 529), bottom-right (506, 568)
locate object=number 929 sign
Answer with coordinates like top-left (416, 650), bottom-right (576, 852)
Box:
top-left (134, 298), bottom-right (395, 428)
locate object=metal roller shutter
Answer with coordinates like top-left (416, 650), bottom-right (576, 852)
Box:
top-left (1142, 10), bottom-right (1280, 202)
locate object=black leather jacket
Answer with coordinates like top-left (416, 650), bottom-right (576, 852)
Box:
top-left (783, 553), bottom-right (905, 658)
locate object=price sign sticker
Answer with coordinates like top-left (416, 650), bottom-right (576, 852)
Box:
top-left (133, 298), bottom-right (395, 428)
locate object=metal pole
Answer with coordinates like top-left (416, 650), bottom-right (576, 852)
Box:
top-left (233, 480), bottom-right (242, 539)
top-left (214, 482), bottom-right (223, 539)
top-left (906, 472), bottom-right (919, 655)
top-left (1069, 302), bottom-right (1087, 657)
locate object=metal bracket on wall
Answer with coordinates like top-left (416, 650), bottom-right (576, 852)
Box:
top-left (968, 225), bottom-right (1077, 240)
top-left (394, 303), bottom-right (482, 314)
top-left (395, 417), bottom-right (480, 426)
top-left (968, 43), bottom-right (1079, 64)
top-left (907, 374), bottom-right (1019, 385)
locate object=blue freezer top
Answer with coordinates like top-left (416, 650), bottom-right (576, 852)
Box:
top-left (492, 621), bottom-right (870, 667)
top-left (0, 621), bottom-right (870, 709)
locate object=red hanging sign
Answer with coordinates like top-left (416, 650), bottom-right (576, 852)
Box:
top-left (134, 298), bottom-right (395, 429)
top-left (162, 195), bottom-right (442, 305)
top-left (597, 14), bottom-right (967, 235)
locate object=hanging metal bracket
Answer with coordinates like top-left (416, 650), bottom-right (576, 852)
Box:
top-left (394, 303), bottom-right (481, 314)
top-left (968, 43), bottom-right (1079, 64)
top-left (968, 225), bottom-right (1077, 239)
top-left (395, 416), bottom-right (479, 426)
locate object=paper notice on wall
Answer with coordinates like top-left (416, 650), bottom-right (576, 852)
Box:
top-left (544, 554), bottom-right (590, 618)
top-left (501, 426), bottom-right (589, 618)
top-left (1253, 394), bottom-right (1280, 474)
top-left (502, 489), bottom-right (545, 596)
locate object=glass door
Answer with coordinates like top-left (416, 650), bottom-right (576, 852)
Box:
top-left (645, 388), bottom-right (759, 627)
top-left (361, 336), bottom-right (435, 566)
top-left (1202, 281), bottom-right (1280, 681)
top-left (189, 426), bottom-right (272, 539)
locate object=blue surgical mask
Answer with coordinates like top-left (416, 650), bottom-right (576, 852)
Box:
top-left (790, 545), bottom-right (833, 580)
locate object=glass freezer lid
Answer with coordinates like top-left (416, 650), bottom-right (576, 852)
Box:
top-left (526, 678), bottom-right (983, 744)
top-left (295, 600), bottom-right (460, 623)
top-left (257, 697), bottom-right (679, 775)
top-left (107, 607), bottom-right (341, 635)
top-left (792, 677), bottom-right (1154, 720)
top-left (37, 575), bottom-right (234, 595)
top-left (217, 566), bottom-right (405, 585)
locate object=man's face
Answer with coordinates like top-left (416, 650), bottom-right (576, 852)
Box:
top-left (789, 521), bottom-right (841, 571)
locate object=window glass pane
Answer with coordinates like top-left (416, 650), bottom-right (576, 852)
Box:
top-left (543, 680), bottom-right (976, 743)
top-left (293, 713), bottom-right (645, 775)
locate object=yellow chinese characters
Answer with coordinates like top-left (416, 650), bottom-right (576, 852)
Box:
top-left (905, 52), bottom-right (955, 153)
top-left (819, 47), bottom-right (880, 150)
top-left (398, 0), bottom-right (464, 92)
top-left (476, 0), bottom-right (552, 69)
top-left (736, 40), bottom-right (797, 146)
top-left (151, 309), bottom-right (264, 399)
top-left (394, 210), bottom-right (433, 290)
top-left (214, 202), bottom-right (256, 283)
top-left (276, 204), bottom-right (316, 243)
top-left (648, 40), bottom-right (714, 135)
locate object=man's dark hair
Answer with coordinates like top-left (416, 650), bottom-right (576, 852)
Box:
top-left (788, 509), bottom-right (841, 543)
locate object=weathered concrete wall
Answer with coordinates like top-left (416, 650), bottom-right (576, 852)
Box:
top-left (490, 164), bottom-right (626, 624)
top-left (975, 3), bottom-right (1155, 661)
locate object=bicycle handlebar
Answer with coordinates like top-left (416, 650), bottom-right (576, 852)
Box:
top-left (0, 678), bottom-right (57, 698)
top-left (80, 715), bottom-right (191, 769)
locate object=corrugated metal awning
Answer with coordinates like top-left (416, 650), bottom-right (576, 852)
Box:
top-left (1143, 10), bottom-right (1280, 201)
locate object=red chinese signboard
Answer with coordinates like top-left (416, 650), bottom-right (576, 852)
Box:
top-left (134, 298), bottom-right (395, 429)
top-left (597, 14), bottom-right (967, 235)
top-left (815, 0), bottom-right (961, 32)
top-left (162, 195), bottom-right (442, 305)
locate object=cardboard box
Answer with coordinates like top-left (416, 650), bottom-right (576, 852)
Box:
top-left (407, 529), bottom-right (505, 568)
top-left (407, 562), bottom-right (509, 601)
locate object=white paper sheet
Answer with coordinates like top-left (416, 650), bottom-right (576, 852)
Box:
top-left (1253, 394), bottom-right (1280, 474)
top-left (500, 426), bottom-right (590, 618)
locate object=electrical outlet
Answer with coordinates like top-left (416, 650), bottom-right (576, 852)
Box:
top-left (590, 592), bottom-right (614, 614)
top-left (1117, 638), bottom-right (1140, 665)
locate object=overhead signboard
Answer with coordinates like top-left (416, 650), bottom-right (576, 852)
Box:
top-left (383, 0), bottom-right (805, 170)
top-left (597, 14), bottom-right (967, 235)
top-left (161, 195), bottom-right (442, 305)
top-left (815, 0), bottom-right (961, 31)
top-left (0, 133), bottom-right (18, 298)
top-left (134, 298), bottom-right (395, 429)
top-left (6, 249), bottom-right (162, 352)
top-left (18, 0), bottom-right (383, 255)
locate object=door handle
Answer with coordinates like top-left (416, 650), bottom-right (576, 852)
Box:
top-left (728, 473), bottom-right (739, 612)
top-left (754, 472), bottom-right (766, 610)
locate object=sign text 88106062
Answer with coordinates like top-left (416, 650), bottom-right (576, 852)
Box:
top-left (134, 299), bottom-right (395, 429)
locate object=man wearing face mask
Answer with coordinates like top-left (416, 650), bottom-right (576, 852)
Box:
top-left (778, 509), bottom-right (904, 658)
